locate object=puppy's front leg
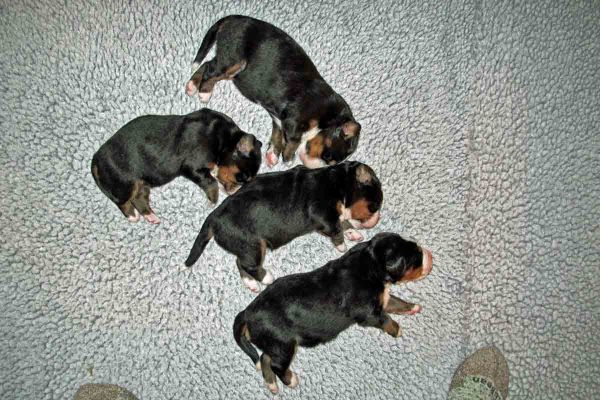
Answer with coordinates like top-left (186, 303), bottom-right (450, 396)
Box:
top-left (359, 313), bottom-right (402, 338)
top-left (186, 168), bottom-right (219, 204)
top-left (385, 294), bottom-right (422, 315)
top-left (281, 120), bottom-right (301, 163)
top-left (321, 221), bottom-right (346, 252)
top-left (341, 220), bottom-right (364, 242)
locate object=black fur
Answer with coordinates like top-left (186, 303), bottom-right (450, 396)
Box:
top-left (184, 161), bottom-right (383, 288)
top-left (91, 108), bottom-right (261, 222)
top-left (186, 15), bottom-right (360, 167)
top-left (233, 233), bottom-right (431, 389)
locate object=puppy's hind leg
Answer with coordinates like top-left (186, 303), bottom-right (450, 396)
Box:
top-left (260, 353), bottom-right (279, 394)
top-left (186, 58), bottom-right (247, 103)
top-left (130, 182), bottom-right (160, 224)
top-left (236, 240), bottom-right (272, 293)
top-left (119, 201), bottom-right (139, 223)
top-left (92, 163), bottom-right (139, 222)
top-left (266, 119), bottom-right (284, 168)
top-left (268, 341), bottom-right (299, 389)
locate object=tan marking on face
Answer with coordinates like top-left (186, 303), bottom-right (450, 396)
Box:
top-left (307, 135), bottom-right (324, 159)
top-left (350, 198), bottom-right (372, 221)
top-left (379, 283), bottom-right (391, 308)
top-left (355, 164), bottom-right (373, 184)
top-left (342, 121), bottom-right (360, 138)
top-left (207, 162), bottom-right (216, 170)
top-left (217, 165), bottom-right (239, 192)
top-left (400, 265), bottom-right (425, 282)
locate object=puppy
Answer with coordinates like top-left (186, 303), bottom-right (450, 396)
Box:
top-left (184, 161), bottom-right (382, 292)
top-left (91, 108), bottom-right (261, 224)
top-left (185, 15), bottom-right (360, 168)
top-left (233, 232), bottom-right (433, 393)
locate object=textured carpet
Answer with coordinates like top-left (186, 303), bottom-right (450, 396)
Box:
top-left (1, 1), bottom-right (598, 399)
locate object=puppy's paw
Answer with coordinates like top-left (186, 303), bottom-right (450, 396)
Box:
top-left (198, 91), bottom-right (212, 103)
top-left (127, 214), bottom-right (140, 223)
top-left (255, 361), bottom-right (262, 371)
top-left (205, 185), bottom-right (219, 204)
top-left (344, 229), bottom-right (364, 242)
top-left (185, 80), bottom-right (198, 96)
top-left (394, 325), bottom-right (403, 338)
top-left (287, 372), bottom-right (299, 389)
top-left (406, 304), bottom-right (422, 315)
top-left (384, 319), bottom-right (402, 337)
top-left (242, 276), bottom-right (261, 293)
top-left (261, 271), bottom-right (274, 285)
top-left (335, 243), bottom-right (347, 253)
top-left (265, 150), bottom-right (279, 168)
top-left (267, 382), bottom-right (279, 394)
top-left (143, 213), bottom-right (161, 224)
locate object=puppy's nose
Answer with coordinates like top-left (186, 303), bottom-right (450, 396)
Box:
top-left (421, 248), bottom-right (433, 277)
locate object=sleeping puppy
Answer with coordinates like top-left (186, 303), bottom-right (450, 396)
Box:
top-left (185, 15), bottom-right (360, 168)
top-left (91, 109), bottom-right (261, 224)
top-left (184, 161), bottom-right (382, 292)
top-left (233, 232), bottom-right (433, 393)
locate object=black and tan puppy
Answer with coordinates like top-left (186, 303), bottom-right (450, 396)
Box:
top-left (91, 109), bottom-right (261, 224)
top-left (184, 161), bottom-right (382, 291)
top-left (185, 15), bottom-right (360, 168)
top-left (233, 232), bottom-right (433, 393)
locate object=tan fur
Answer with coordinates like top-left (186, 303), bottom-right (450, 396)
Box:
top-left (355, 164), bottom-right (373, 184)
top-left (307, 134), bottom-right (324, 159)
top-left (217, 165), bottom-right (240, 191)
top-left (400, 265), bottom-right (425, 282)
top-left (350, 198), bottom-right (372, 221)
top-left (379, 283), bottom-right (391, 308)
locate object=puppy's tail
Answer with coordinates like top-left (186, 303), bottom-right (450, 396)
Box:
top-left (192, 16), bottom-right (229, 66)
top-left (184, 219), bottom-right (213, 267)
top-left (233, 311), bottom-right (260, 365)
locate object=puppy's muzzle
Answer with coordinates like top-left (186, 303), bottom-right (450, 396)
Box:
top-left (421, 248), bottom-right (433, 277)
top-left (360, 211), bottom-right (380, 229)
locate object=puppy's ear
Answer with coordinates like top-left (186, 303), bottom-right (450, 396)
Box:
top-left (355, 164), bottom-right (373, 185)
top-left (369, 233), bottom-right (406, 281)
top-left (236, 134), bottom-right (254, 157)
top-left (341, 121), bottom-right (361, 139)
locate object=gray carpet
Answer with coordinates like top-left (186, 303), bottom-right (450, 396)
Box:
top-left (1, 1), bottom-right (598, 399)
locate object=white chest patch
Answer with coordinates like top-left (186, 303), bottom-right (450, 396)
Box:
top-left (297, 126), bottom-right (324, 167)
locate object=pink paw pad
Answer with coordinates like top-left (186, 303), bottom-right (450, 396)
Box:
top-left (407, 304), bottom-right (422, 315)
top-left (242, 277), bottom-right (260, 293)
top-left (266, 150), bottom-right (279, 167)
top-left (344, 229), bottom-right (364, 242)
top-left (143, 213), bottom-right (161, 224)
top-left (267, 382), bottom-right (279, 394)
top-left (198, 91), bottom-right (212, 103)
top-left (185, 80), bottom-right (198, 96)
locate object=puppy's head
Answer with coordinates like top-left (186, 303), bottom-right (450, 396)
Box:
top-left (300, 120), bottom-right (360, 168)
top-left (338, 162), bottom-right (383, 229)
top-left (217, 133), bottom-right (262, 194)
top-left (369, 233), bottom-right (433, 283)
